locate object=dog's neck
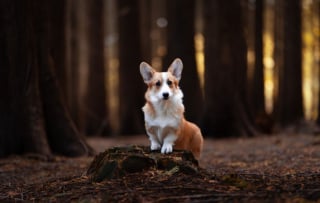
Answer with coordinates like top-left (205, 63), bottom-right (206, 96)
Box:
top-left (156, 100), bottom-right (183, 116)
top-left (151, 91), bottom-right (184, 118)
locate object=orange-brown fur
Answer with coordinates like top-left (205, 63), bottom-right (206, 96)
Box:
top-left (174, 119), bottom-right (203, 159)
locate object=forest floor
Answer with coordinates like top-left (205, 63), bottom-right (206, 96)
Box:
top-left (1, 133), bottom-right (320, 202)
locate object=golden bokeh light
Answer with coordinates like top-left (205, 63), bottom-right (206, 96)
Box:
top-left (263, 2), bottom-right (275, 114)
top-left (195, 33), bottom-right (205, 91)
top-left (302, 0), bottom-right (320, 120)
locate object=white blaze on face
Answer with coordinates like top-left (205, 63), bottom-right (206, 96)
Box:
top-left (159, 73), bottom-right (171, 100)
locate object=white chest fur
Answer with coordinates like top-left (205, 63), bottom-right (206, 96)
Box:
top-left (145, 107), bottom-right (181, 128)
top-left (142, 94), bottom-right (184, 144)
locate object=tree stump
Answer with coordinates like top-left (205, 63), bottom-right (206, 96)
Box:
top-left (87, 145), bottom-right (199, 182)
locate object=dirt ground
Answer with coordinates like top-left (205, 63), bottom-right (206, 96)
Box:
top-left (1, 133), bottom-right (320, 202)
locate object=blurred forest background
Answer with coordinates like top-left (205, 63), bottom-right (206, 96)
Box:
top-left (1, 0), bottom-right (320, 157)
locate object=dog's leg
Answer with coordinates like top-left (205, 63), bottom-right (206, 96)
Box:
top-left (146, 126), bottom-right (161, 151)
top-left (148, 132), bottom-right (161, 151)
top-left (161, 134), bottom-right (177, 154)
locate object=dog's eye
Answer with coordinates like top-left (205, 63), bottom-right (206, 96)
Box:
top-left (155, 81), bottom-right (161, 86)
top-left (167, 80), bottom-right (172, 85)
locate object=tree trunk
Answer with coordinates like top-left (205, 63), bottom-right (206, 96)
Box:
top-left (202, 0), bottom-right (257, 137)
top-left (117, 0), bottom-right (145, 134)
top-left (64, 0), bottom-right (89, 132)
top-left (252, 0), bottom-right (265, 116)
top-left (0, 0), bottom-right (51, 156)
top-left (0, 0), bottom-right (92, 157)
top-left (65, 0), bottom-right (81, 129)
top-left (85, 0), bottom-right (110, 136)
top-left (317, 1), bottom-right (320, 126)
top-left (274, 0), bottom-right (303, 127)
top-left (49, 0), bottom-right (67, 99)
top-left (139, 0), bottom-right (152, 62)
top-left (164, 0), bottom-right (203, 124)
top-left (250, 0), bottom-right (271, 133)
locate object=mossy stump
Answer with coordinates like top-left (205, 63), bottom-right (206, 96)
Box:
top-left (87, 145), bottom-right (199, 182)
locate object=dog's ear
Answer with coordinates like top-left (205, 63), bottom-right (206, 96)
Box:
top-left (168, 58), bottom-right (183, 81)
top-left (140, 62), bottom-right (155, 84)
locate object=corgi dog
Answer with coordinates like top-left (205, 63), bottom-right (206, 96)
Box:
top-left (139, 58), bottom-right (203, 159)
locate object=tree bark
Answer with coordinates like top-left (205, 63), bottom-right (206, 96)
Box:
top-left (274, 0), bottom-right (303, 127)
top-left (139, 0), bottom-right (152, 62)
top-left (0, 0), bottom-right (92, 157)
top-left (0, 0), bottom-right (51, 156)
top-left (249, 0), bottom-right (271, 133)
top-left (85, 0), bottom-right (110, 136)
top-left (252, 0), bottom-right (265, 116)
top-left (118, 0), bottom-right (145, 134)
top-left (65, 0), bottom-right (81, 129)
top-left (202, 0), bottom-right (257, 137)
top-left (164, 0), bottom-right (203, 124)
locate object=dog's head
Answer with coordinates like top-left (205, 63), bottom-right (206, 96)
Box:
top-left (140, 58), bottom-right (183, 102)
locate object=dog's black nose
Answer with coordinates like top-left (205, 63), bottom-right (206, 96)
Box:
top-left (162, 92), bottom-right (169, 100)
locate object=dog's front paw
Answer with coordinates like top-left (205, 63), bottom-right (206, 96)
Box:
top-left (150, 143), bottom-right (161, 151)
top-left (161, 143), bottom-right (173, 154)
